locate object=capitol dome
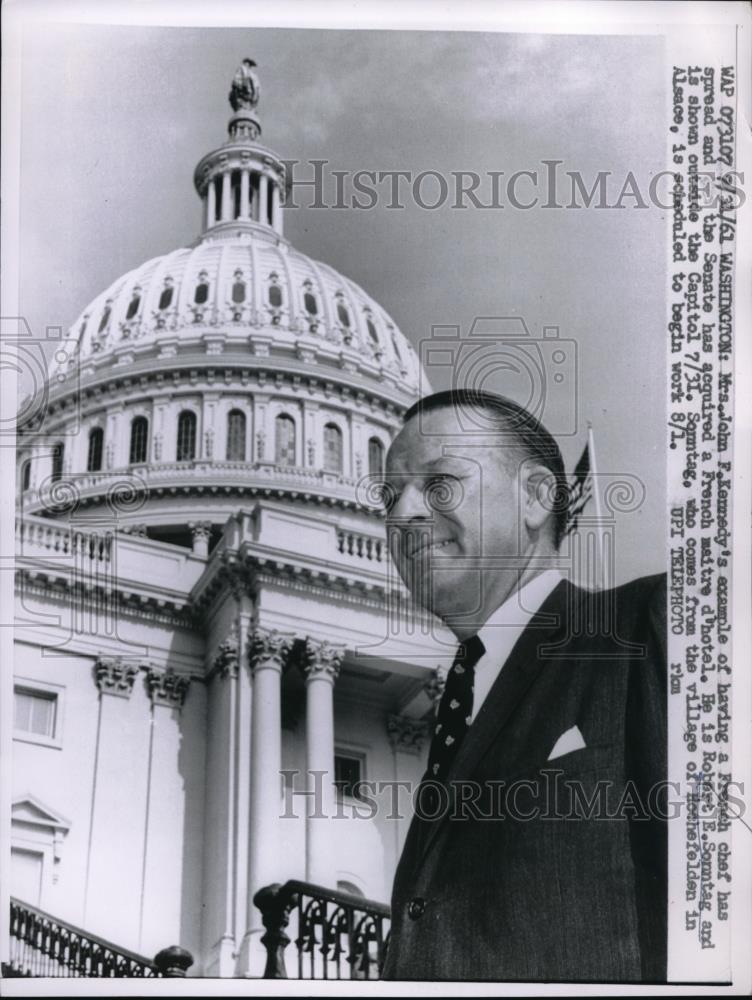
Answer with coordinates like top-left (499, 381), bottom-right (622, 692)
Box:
top-left (19, 59), bottom-right (424, 545)
top-left (56, 233), bottom-right (419, 390)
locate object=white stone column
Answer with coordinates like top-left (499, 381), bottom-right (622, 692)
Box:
top-left (236, 628), bottom-right (291, 977)
top-left (300, 639), bottom-right (344, 888)
top-left (220, 171), bottom-right (232, 223)
top-left (188, 521), bottom-right (212, 558)
top-left (207, 178), bottom-right (216, 227)
top-left (271, 183), bottom-right (282, 234)
top-left (259, 174), bottom-right (269, 226)
top-left (240, 170), bottom-right (250, 219)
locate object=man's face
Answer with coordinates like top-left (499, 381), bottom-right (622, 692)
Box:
top-left (384, 406), bottom-right (528, 630)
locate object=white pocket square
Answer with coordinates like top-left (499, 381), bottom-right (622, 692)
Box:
top-left (547, 724), bottom-right (586, 761)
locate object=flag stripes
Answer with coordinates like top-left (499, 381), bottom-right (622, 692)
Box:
top-left (565, 441), bottom-right (593, 535)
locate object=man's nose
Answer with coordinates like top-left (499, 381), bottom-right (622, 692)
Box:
top-left (392, 481), bottom-right (432, 522)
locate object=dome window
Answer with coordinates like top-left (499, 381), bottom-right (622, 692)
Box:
top-left (51, 442), bottom-right (64, 483)
top-left (391, 330), bottom-right (403, 363)
top-left (176, 411), bottom-right (197, 462)
top-left (87, 427), bottom-right (104, 472)
top-left (226, 409), bottom-right (246, 461)
top-left (79, 317), bottom-right (88, 339)
top-left (337, 302), bottom-right (350, 328)
top-left (323, 423), bottom-right (343, 474)
top-left (232, 279), bottom-right (247, 304)
top-left (268, 283), bottom-right (283, 309)
top-left (194, 279), bottom-right (210, 305)
top-left (125, 293), bottom-right (141, 320)
top-left (304, 291), bottom-right (318, 316)
top-left (366, 317), bottom-right (379, 346)
top-left (129, 416), bottom-right (149, 465)
top-left (98, 306), bottom-right (111, 334)
top-left (368, 437), bottom-right (385, 477)
top-left (21, 459), bottom-right (31, 492)
top-left (275, 414), bottom-right (296, 467)
top-left (158, 285), bottom-right (174, 311)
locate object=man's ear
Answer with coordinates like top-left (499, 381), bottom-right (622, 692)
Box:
top-left (522, 463), bottom-right (557, 536)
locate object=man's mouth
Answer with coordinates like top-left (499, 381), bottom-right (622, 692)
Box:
top-left (406, 536), bottom-right (455, 558)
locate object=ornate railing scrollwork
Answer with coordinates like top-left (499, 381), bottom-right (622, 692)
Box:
top-left (5, 897), bottom-right (193, 978)
top-left (254, 880), bottom-right (390, 980)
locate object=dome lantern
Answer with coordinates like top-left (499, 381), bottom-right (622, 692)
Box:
top-left (193, 59), bottom-right (285, 238)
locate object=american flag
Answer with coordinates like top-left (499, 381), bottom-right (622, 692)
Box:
top-left (565, 441), bottom-right (593, 536)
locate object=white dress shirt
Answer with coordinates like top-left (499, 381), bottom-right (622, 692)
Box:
top-left (470, 569), bottom-right (563, 722)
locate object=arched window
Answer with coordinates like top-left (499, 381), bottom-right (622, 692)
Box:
top-left (337, 302), bottom-right (350, 328)
top-left (98, 306), bottom-right (111, 334)
top-left (87, 428), bottom-right (104, 472)
top-left (194, 280), bottom-right (209, 305)
top-left (304, 290), bottom-right (318, 316)
top-left (51, 442), bottom-right (64, 483)
top-left (268, 283), bottom-right (283, 308)
top-left (21, 459), bottom-right (31, 491)
top-left (226, 409), bottom-right (246, 461)
top-left (368, 437), bottom-right (384, 477)
top-left (176, 411), bottom-right (197, 462)
top-left (232, 279), bottom-right (246, 304)
top-left (275, 414), bottom-right (296, 467)
top-left (366, 317), bottom-right (379, 346)
top-left (323, 423), bottom-right (343, 474)
top-left (126, 293), bottom-right (141, 320)
top-left (158, 285), bottom-right (173, 311)
top-left (129, 416), bottom-right (149, 464)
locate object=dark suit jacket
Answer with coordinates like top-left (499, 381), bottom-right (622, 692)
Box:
top-left (382, 573), bottom-right (667, 982)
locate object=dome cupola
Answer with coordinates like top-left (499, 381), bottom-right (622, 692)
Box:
top-left (193, 59), bottom-right (285, 239)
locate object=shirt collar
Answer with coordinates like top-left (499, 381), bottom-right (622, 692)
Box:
top-left (476, 569), bottom-right (563, 663)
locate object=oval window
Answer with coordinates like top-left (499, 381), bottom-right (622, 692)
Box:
top-left (337, 303), bottom-right (350, 328)
top-left (194, 282), bottom-right (209, 305)
top-left (304, 292), bottom-right (318, 316)
top-left (158, 286), bottom-right (173, 311)
top-left (126, 295), bottom-right (140, 320)
top-left (269, 284), bottom-right (282, 308)
top-left (98, 307), bottom-right (111, 333)
top-left (232, 281), bottom-right (246, 304)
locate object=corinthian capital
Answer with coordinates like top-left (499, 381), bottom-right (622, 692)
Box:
top-left (300, 637), bottom-right (345, 682)
top-left (248, 628), bottom-right (292, 673)
top-left (423, 666), bottom-right (448, 709)
top-left (95, 657), bottom-right (138, 698)
top-left (188, 520), bottom-right (212, 542)
top-left (212, 635), bottom-right (240, 679)
top-left (387, 714), bottom-right (430, 754)
top-left (146, 668), bottom-right (191, 710)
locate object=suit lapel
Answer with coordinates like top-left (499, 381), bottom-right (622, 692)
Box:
top-left (416, 579), bottom-right (576, 868)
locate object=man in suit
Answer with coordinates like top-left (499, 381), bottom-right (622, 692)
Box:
top-left (380, 389), bottom-right (667, 982)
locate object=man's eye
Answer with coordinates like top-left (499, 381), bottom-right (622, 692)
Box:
top-left (424, 475), bottom-right (462, 511)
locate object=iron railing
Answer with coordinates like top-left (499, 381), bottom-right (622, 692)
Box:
top-left (5, 897), bottom-right (193, 978)
top-left (254, 880), bottom-right (390, 980)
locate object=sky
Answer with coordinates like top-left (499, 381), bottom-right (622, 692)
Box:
top-left (15, 21), bottom-right (667, 582)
